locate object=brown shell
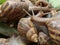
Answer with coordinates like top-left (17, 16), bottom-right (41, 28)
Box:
top-left (17, 18), bottom-right (38, 42)
top-left (35, 0), bottom-right (49, 7)
top-left (1, 1), bottom-right (29, 22)
top-left (47, 20), bottom-right (60, 41)
top-left (47, 16), bottom-right (60, 42)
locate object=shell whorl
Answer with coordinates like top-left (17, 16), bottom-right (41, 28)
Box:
top-left (26, 28), bottom-right (38, 42)
top-left (18, 18), bottom-right (38, 42)
top-left (1, 1), bottom-right (29, 22)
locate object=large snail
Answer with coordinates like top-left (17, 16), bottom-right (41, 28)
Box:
top-left (0, 0), bottom-right (29, 22)
top-left (0, 0), bottom-right (52, 23)
top-left (31, 11), bottom-right (60, 44)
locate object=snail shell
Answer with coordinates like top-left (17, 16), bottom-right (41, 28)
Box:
top-left (47, 12), bottom-right (60, 42)
top-left (17, 18), bottom-right (38, 43)
top-left (35, 0), bottom-right (50, 7)
top-left (47, 20), bottom-right (60, 42)
top-left (1, 1), bottom-right (29, 22)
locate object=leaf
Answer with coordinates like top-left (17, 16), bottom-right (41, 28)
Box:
top-left (0, 22), bottom-right (19, 36)
top-left (48, 0), bottom-right (60, 10)
top-left (0, 0), bottom-right (6, 5)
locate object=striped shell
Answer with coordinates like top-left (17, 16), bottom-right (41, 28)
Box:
top-left (47, 11), bottom-right (60, 42)
top-left (1, 1), bottom-right (28, 22)
top-left (47, 20), bottom-right (60, 44)
top-left (17, 18), bottom-right (38, 43)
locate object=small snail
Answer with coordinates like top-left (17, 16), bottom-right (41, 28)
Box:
top-left (17, 18), bottom-right (38, 43)
top-left (35, 0), bottom-right (51, 12)
top-left (35, 0), bottom-right (49, 7)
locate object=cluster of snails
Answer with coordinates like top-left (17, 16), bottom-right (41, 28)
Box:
top-left (0, 0), bottom-right (60, 45)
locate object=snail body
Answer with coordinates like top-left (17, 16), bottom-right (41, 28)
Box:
top-left (17, 18), bottom-right (38, 43)
top-left (31, 11), bottom-right (60, 44)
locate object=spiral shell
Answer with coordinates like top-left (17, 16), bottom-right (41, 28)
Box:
top-left (18, 18), bottom-right (38, 43)
top-left (35, 0), bottom-right (49, 7)
top-left (47, 20), bottom-right (60, 43)
top-left (1, 0), bottom-right (29, 22)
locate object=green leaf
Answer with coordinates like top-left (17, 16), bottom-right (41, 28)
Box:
top-left (0, 22), bottom-right (19, 36)
top-left (0, 0), bottom-right (6, 5)
top-left (47, 0), bottom-right (60, 10)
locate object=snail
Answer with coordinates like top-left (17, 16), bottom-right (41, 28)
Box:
top-left (0, 0), bottom-right (52, 23)
top-left (35, 0), bottom-right (51, 12)
top-left (17, 17), bottom-right (38, 43)
top-left (31, 11), bottom-right (60, 44)
top-left (0, 0), bottom-right (29, 22)
top-left (29, 1), bottom-right (51, 13)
